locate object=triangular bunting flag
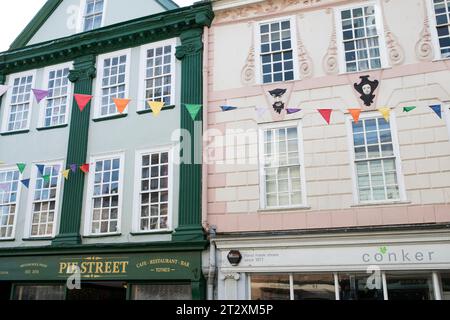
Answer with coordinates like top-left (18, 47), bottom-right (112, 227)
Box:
top-left (318, 109), bottom-right (333, 124)
top-left (185, 104), bottom-right (202, 121)
top-left (42, 175), bottom-right (50, 183)
top-left (62, 169), bottom-right (70, 180)
top-left (348, 109), bottom-right (362, 124)
top-left (32, 89), bottom-right (49, 103)
top-left (21, 179), bottom-right (30, 188)
top-left (36, 164), bottom-right (45, 176)
top-left (16, 163), bottom-right (26, 174)
top-left (378, 107), bottom-right (391, 122)
top-left (74, 94), bottom-right (93, 112)
top-left (80, 164), bottom-right (90, 174)
top-left (429, 105), bottom-right (442, 119)
top-left (255, 107), bottom-right (268, 118)
top-left (403, 106), bottom-right (416, 113)
top-left (147, 101), bottom-right (165, 117)
top-left (0, 85), bottom-right (8, 98)
top-left (113, 98), bottom-right (131, 114)
top-left (286, 108), bottom-right (301, 115)
top-left (220, 106), bottom-right (238, 112)
top-left (70, 164), bottom-right (78, 173)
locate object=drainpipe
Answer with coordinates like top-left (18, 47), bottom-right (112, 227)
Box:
top-left (207, 225), bottom-right (217, 300)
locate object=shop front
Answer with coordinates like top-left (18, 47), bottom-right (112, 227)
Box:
top-left (0, 245), bottom-right (206, 300)
top-left (214, 227), bottom-right (450, 300)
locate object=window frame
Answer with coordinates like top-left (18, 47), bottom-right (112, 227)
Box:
top-left (38, 62), bottom-right (73, 129)
top-left (445, 104), bottom-right (450, 140)
top-left (427, 0), bottom-right (450, 61)
top-left (334, 0), bottom-right (389, 74)
top-left (137, 38), bottom-right (179, 112)
top-left (257, 120), bottom-right (308, 210)
top-left (93, 48), bottom-right (131, 119)
top-left (0, 165), bottom-right (22, 241)
top-left (79, 0), bottom-right (108, 33)
top-left (254, 16), bottom-right (300, 84)
top-left (83, 152), bottom-right (125, 237)
top-left (132, 145), bottom-right (174, 234)
top-left (346, 111), bottom-right (407, 205)
top-left (1, 70), bottom-right (36, 134)
top-left (23, 160), bottom-right (64, 239)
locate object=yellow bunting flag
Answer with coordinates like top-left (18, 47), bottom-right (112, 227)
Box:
top-left (348, 109), bottom-right (362, 124)
top-left (62, 169), bottom-right (70, 180)
top-left (113, 98), bottom-right (131, 114)
top-left (378, 107), bottom-right (391, 122)
top-left (147, 101), bottom-right (165, 117)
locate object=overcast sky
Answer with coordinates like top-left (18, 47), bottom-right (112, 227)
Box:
top-left (0, 0), bottom-right (195, 52)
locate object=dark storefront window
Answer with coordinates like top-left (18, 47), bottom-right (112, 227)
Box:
top-left (338, 273), bottom-right (383, 300)
top-left (293, 274), bottom-right (335, 300)
top-left (386, 273), bottom-right (434, 300)
top-left (12, 285), bottom-right (65, 300)
top-left (67, 282), bottom-right (127, 300)
top-left (0, 283), bottom-right (12, 300)
top-left (131, 284), bottom-right (192, 300)
top-left (441, 273), bottom-right (450, 300)
top-left (251, 274), bottom-right (291, 300)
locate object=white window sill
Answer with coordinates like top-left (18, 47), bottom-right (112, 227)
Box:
top-left (83, 232), bottom-right (122, 238)
top-left (258, 206), bottom-right (311, 213)
top-left (351, 200), bottom-right (411, 208)
top-left (130, 229), bottom-right (173, 236)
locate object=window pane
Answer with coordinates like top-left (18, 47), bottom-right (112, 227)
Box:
top-left (251, 274), bottom-right (291, 300)
top-left (13, 285), bottom-right (65, 300)
top-left (386, 273), bottom-right (434, 300)
top-left (339, 273), bottom-right (383, 300)
top-left (442, 273), bottom-right (450, 300)
top-left (131, 284), bottom-right (192, 300)
top-left (293, 274), bottom-right (336, 300)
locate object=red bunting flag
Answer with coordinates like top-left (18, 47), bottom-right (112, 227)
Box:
top-left (80, 164), bottom-right (90, 174)
top-left (348, 109), bottom-right (362, 124)
top-left (74, 94), bottom-right (93, 112)
top-left (318, 109), bottom-right (333, 124)
top-left (113, 98), bottom-right (131, 114)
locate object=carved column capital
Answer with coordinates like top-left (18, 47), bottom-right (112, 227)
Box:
top-left (68, 55), bottom-right (97, 83)
top-left (220, 273), bottom-right (241, 281)
top-left (176, 28), bottom-right (204, 60)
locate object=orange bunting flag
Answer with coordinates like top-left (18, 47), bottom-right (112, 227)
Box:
top-left (318, 109), bottom-right (333, 124)
top-left (147, 101), bottom-right (165, 117)
top-left (80, 164), bottom-right (90, 174)
top-left (378, 107), bottom-right (391, 122)
top-left (113, 98), bottom-right (131, 114)
top-left (348, 109), bottom-right (362, 124)
top-left (74, 94), bottom-right (93, 112)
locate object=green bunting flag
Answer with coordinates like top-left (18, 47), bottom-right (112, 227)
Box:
top-left (403, 106), bottom-right (416, 113)
top-left (185, 104), bottom-right (202, 121)
top-left (16, 163), bottom-right (26, 174)
top-left (42, 175), bottom-right (51, 183)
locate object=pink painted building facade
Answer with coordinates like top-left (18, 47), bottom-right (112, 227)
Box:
top-left (203, 0), bottom-right (450, 300)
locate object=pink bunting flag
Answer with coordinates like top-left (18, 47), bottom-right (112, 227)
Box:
top-left (74, 94), bottom-right (93, 112)
top-left (318, 109), bottom-right (333, 124)
top-left (32, 89), bottom-right (49, 103)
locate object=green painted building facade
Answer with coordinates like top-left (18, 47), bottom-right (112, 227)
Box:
top-left (0, 0), bottom-right (213, 300)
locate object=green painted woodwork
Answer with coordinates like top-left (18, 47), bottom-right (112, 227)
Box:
top-left (0, 3), bottom-right (214, 75)
top-left (0, 130), bottom-right (30, 136)
top-left (0, 251), bottom-right (203, 281)
top-left (173, 28), bottom-right (205, 242)
top-left (9, 0), bottom-right (64, 50)
top-left (92, 113), bottom-right (128, 122)
top-left (52, 54), bottom-right (96, 246)
top-left (136, 104), bottom-right (176, 115)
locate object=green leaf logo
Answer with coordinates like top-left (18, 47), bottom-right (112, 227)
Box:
top-left (379, 246), bottom-right (387, 255)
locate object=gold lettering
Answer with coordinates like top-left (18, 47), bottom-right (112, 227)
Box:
top-left (113, 262), bottom-right (120, 274)
top-left (95, 262), bottom-right (104, 274)
top-left (59, 263), bottom-right (68, 274)
top-left (104, 262), bottom-right (112, 273)
top-left (120, 261), bottom-right (129, 273)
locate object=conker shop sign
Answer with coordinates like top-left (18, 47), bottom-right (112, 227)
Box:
top-left (0, 253), bottom-right (198, 281)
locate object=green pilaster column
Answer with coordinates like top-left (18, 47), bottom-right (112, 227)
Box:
top-left (53, 55), bottom-right (96, 246)
top-left (173, 28), bottom-right (205, 241)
